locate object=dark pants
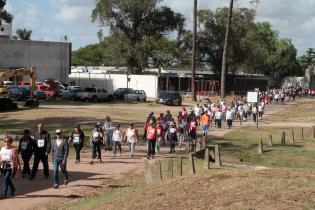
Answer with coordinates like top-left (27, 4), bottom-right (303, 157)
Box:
top-left (259, 111), bottom-right (263, 117)
top-left (1, 168), bottom-right (14, 196)
top-left (31, 153), bottom-right (49, 178)
top-left (21, 154), bottom-right (32, 176)
top-left (113, 141), bottom-right (121, 155)
top-left (147, 139), bottom-right (156, 158)
top-left (227, 119), bottom-right (233, 128)
top-left (92, 141), bottom-right (101, 159)
top-left (170, 141), bottom-right (176, 153)
top-left (253, 114), bottom-right (257, 122)
top-left (53, 159), bottom-right (68, 186)
top-left (74, 144), bottom-right (82, 161)
top-left (216, 119), bottom-right (222, 128)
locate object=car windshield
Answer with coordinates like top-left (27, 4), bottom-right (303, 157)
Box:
top-left (84, 87), bottom-right (96, 92)
top-left (159, 92), bottom-right (173, 98)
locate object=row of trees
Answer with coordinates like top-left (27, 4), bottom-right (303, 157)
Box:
top-left (73, 0), bottom-right (302, 83)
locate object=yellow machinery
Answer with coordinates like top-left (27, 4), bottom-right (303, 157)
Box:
top-left (0, 66), bottom-right (38, 110)
top-left (0, 65), bottom-right (37, 98)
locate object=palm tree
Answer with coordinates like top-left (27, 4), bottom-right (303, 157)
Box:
top-left (16, 28), bottom-right (32, 40)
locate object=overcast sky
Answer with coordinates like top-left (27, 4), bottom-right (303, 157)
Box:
top-left (5, 0), bottom-right (315, 55)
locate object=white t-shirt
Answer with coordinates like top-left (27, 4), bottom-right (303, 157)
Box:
top-left (194, 106), bottom-right (201, 116)
top-left (0, 147), bottom-right (12, 161)
top-left (112, 130), bottom-right (123, 142)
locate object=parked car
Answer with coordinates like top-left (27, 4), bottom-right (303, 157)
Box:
top-left (17, 81), bottom-right (30, 86)
top-left (77, 87), bottom-right (113, 102)
top-left (3, 81), bottom-right (14, 87)
top-left (67, 86), bottom-right (81, 91)
top-left (34, 90), bottom-right (47, 100)
top-left (125, 90), bottom-right (146, 101)
top-left (7, 86), bottom-right (29, 100)
top-left (59, 89), bottom-right (81, 100)
top-left (156, 92), bottom-right (182, 106)
top-left (113, 88), bottom-right (134, 100)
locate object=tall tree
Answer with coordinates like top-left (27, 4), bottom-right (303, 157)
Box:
top-left (0, 0), bottom-right (13, 32)
top-left (91, 0), bottom-right (185, 74)
top-left (16, 28), bottom-right (32, 40)
top-left (220, 0), bottom-right (233, 98)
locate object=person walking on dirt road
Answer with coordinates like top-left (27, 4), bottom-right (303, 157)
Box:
top-left (89, 125), bottom-right (104, 164)
top-left (29, 123), bottom-right (51, 180)
top-left (125, 123), bottom-right (139, 157)
top-left (0, 136), bottom-right (20, 198)
top-left (146, 120), bottom-right (157, 159)
top-left (18, 129), bottom-right (35, 178)
top-left (52, 129), bottom-right (69, 189)
top-left (68, 125), bottom-right (84, 164)
top-left (166, 122), bottom-right (178, 154)
top-left (112, 124), bottom-right (123, 157)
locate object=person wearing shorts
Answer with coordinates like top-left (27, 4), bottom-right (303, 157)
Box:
top-left (200, 113), bottom-right (210, 137)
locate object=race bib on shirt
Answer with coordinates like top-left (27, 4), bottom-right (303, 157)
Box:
top-left (93, 132), bottom-right (99, 138)
top-left (157, 129), bottom-right (161, 135)
top-left (191, 122), bottom-right (196, 127)
top-left (170, 128), bottom-right (176, 133)
top-left (37, 139), bottom-right (45, 148)
top-left (21, 142), bottom-right (28, 150)
top-left (73, 136), bottom-right (80, 144)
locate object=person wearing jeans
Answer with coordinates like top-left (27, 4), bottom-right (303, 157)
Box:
top-left (112, 124), bottom-right (123, 157)
top-left (125, 123), bottom-right (139, 158)
top-left (52, 129), bottom-right (69, 189)
top-left (0, 136), bottom-right (20, 198)
top-left (89, 125), bottom-right (103, 164)
top-left (146, 120), bottom-right (157, 159)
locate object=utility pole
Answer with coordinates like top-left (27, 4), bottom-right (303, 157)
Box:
top-left (220, 0), bottom-right (234, 98)
top-left (191, 0), bottom-right (197, 101)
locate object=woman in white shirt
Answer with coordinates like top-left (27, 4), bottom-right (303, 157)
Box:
top-left (0, 136), bottom-right (20, 198)
top-left (124, 123), bottom-right (139, 158)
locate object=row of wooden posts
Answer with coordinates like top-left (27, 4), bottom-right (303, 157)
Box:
top-left (258, 126), bottom-right (315, 154)
top-left (144, 144), bottom-right (222, 184)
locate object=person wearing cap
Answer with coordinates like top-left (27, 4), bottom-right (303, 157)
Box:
top-left (68, 125), bottom-right (85, 163)
top-left (89, 125), bottom-right (104, 164)
top-left (166, 121), bottom-right (178, 154)
top-left (29, 123), bottom-right (51, 180)
top-left (124, 123), bottom-right (139, 157)
top-left (146, 120), bottom-right (157, 159)
top-left (112, 124), bottom-right (123, 157)
top-left (52, 129), bottom-right (69, 189)
top-left (18, 129), bottom-right (35, 178)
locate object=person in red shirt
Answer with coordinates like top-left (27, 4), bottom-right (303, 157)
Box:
top-left (189, 115), bottom-right (198, 140)
top-left (146, 120), bottom-right (157, 159)
top-left (156, 121), bottom-right (162, 154)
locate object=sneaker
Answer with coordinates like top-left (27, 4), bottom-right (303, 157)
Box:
top-left (22, 173), bottom-right (26, 178)
top-left (89, 160), bottom-right (94, 165)
top-left (149, 157), bottom-right (153, 160)
top-left (75, 160), bottom-right (79, 164)
top-left (53, 184), bottom-right (59, 189)
top-left (27, 176), bottom-right (34, 180)
top-left (117, 153), bottom-right (121, 157)
top-left (99, 159), bottom-right (102, 163)
top-left (64, 180), bottom-right (68, 186)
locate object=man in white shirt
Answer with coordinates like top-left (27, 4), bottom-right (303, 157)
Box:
top-left (226, 108), bottom-right (233, 129)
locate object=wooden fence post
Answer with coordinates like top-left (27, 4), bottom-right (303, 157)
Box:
top-left (301, 128), bottom-right (304, 141)
top-left (189, 153), bottom-right (196, 174)
top-left (215, 145), bottom-right (221, 166)
top-left (144, 160), bottom-right (153, 184)
top-left (291, 129), bottom-right (295, 143)
top-left (204, 148), bottom-right (210, 169)
top-left (167, 158), bottom-right (173, 179)
top-left (312, 126), bottom-right (315, 139)
top-left (154, 159), bottom-right (162, 182)
top-left (268, 134), bottom-right (273, 147)
top-left (177, 157), bottom-right (183, 176)
top-left (258, 139), bottom-right (263, 154)
top-left (281, 131), bottom-right (286, 145)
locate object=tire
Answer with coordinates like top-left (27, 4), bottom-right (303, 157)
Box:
top-left (137, 97), bottom-right (140, 101)
top-left (143, 97), bottom-right (146, 102)
top-left (108, 95), bottom-right (113, 102)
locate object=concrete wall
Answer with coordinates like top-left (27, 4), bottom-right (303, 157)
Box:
top-left (69, 73), bottom-right (159, 98)
top-left (0, 39), bottom-right (71, 84)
